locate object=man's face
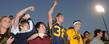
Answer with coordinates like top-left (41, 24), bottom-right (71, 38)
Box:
top-left (74, 23), bottom-right (81, 31)
top-left (100, 32), bottom-right (103, 37)
top-left (37, 24), bottom-right (46, 33)
top-left (21, 23), bottom-right (29, 31)
top-left (58, 15), bottom-right (64, 23)
top-left (98, 32), bottom-right (103, 38)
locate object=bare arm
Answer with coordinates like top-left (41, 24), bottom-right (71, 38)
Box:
top-left (11, 6), bottom-right (34, 34)
top-left (48, 0), bottom-right (59, 29)
top-left (27, 33), bottom-right (38, 41)
top-left (14, 6), bottom-right (34, 28)
top-left (27, 33), bottom-right (47, 41)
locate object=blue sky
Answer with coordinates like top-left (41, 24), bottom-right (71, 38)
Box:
top-left (0, 0), bottom-right (109, 35)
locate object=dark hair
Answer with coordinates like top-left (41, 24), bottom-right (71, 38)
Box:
top-left (68, 27), bottom-right (74, 29)
top-left (35, 22), bottom-right (46, 29)
top-left (54, 12), bottom-right (63, 23)
top-left (56, 12), bottom-right (62, 17)
top-left (94, 29), bottom-right (102, 37)
top-left (9, 15), bottom-right (14, 20)
top-left (19, 19), bottom-right (29, 25)
top-left (101, 31), bottom-right (108, 41)
top-left (19, 19), bottom-right (29, 31)
top-left (102, 31), bottom-right (106, 37)
top-left (83, 31), bottom-right (90, 38)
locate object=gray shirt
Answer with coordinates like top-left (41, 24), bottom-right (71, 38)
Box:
top-left (90, 38), bottom-right (104, 44)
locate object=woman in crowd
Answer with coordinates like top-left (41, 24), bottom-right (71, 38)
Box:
top-left (11, 6), bottom-right (35, 44)
top-left (83, 31), bottom-right (92, 44)
top-left (0, 16), bottom-right (13, 44)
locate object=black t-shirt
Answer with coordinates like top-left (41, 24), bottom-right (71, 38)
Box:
top-left (11, 29), bottom-right (35, 44)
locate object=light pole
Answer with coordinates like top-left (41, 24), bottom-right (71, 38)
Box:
top-left (95, 4), bottom-right (109, 34)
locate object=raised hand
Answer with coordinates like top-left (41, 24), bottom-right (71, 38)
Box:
top-left (22, 14), bottom-right (31, 20)
top-left (54, 0), bottom-right (59, 5)
top-left (16, 6), bottom-right (35, 18)
top-left (25, 6), bottom-right (35, 12)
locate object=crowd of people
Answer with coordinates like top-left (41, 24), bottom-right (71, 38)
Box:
top-left (0, 0), bottom-right (109, 44)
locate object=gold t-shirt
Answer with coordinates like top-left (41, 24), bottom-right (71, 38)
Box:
top-left (67, 29), bottom-right (83, 44)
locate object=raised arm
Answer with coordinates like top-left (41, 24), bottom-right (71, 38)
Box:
top-left (48, 0), bottom-right (58, 29)
top-left (11, 6), bottom-right (34, 34)
top-left (14, 6), bottom-right (34, 27)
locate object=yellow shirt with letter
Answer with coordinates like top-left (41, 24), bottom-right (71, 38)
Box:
top-left (67, 28), bottom-right (83, 44)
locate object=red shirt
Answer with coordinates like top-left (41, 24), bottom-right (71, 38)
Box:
top-left (29, 36), bottom-right (51, 44)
